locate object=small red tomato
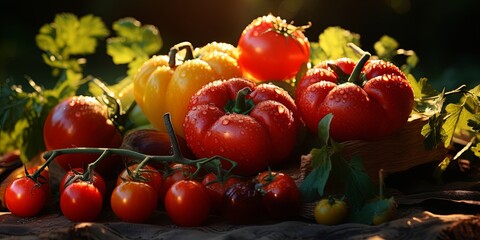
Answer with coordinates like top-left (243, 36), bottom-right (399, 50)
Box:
top-left (256, 171), bottom-right (302, 220)
top-left (59, 168), bottom-right (106, 197)
top-left (158, 163), bottom-right (195, 201)
top-left (110, 181), bottom-right (158, 223)
top-left (60, 181), bottom-right (103, 222)
top-left (237, 14), bottom-right (310, 81)
top-left (165, 180), bottom-right (211, 227)
top-left (201, 173), bottom-right (243, 213)
top-left (5, 177), bottom-right (48, 217)
top-left (117, 164), bottom-right (162, 196)
top-left (222, 181), bottom-right (264, 224)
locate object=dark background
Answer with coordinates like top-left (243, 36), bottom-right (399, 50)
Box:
top-left (1, 0), bottom-right (479, 90)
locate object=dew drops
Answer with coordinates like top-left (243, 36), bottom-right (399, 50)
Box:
top-left (202, 110), bottom-right (207, 115)
top-left (222, 119), bottom-right (230, 125)
top-left (207, 131), bottom-right (212, 137)
top-left (274, 88), bottom-right (282, 94)
top-left (277, 105), bottom-right (285, 114)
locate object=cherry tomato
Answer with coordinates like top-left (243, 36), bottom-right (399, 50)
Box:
top-left (256, 171), bottom-right (301, 220)
top-left (201, 173), bottom-right (243, 213)
top-left (110, 181), bottom-right (158, 223)
top-left (158, 163), bottom-right (195, 201)
top-left (165, 180), bottom-right (211, 227)
top-left (59, 168), bottom-right (106, 197)
top-left (5, 177), bottom-right (48, 217)
top-left (314, 196), bottom-right (348, 225)
top-left (117, 163), bottom-right (162, 198)
top-left (237, 14), bottom-right (310, 81)
top-left (222, 181), bottom-right (264, 224)
top-left (60, 181), bottom-right (103, 222)
top-left (43, 96), bottom-right (123, 175)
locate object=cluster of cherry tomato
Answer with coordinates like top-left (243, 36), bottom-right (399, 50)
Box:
top-left (4, 156), bottom-right (302, 227)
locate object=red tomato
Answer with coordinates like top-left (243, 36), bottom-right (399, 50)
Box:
top-left (165, 180), bottom-right (211, 227)
top-left (5, 177), bottom-right (48, 217)
top-left (184, 78), bottom-right (299, 176)
top-left (60, 181), bottom-right (103, 222)
top-left (117, 164), bottom-right (162, 198)
top-left (59, 168), bottom-right (106, 197)
top-left (158, 163), bottom-right (195, 201)
top-left (43, 96), bottom-right (123, 175)
top-left (256, 171), bottom-right (302, 220)
top-left (237, 14), bottom-right (310, 81)
top-left (295, 55), bottom-right (414, 141)
top-left (201, 173), bottom-right (243, 213)
top-left (221, 181), bottom-right (264, 224)
top-left (110, 181), bottom-right (158, 223)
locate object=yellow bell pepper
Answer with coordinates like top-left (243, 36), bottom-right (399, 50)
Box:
top-left (133, 42), bottom-right (242, 137)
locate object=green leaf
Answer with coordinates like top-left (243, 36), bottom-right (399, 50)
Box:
top-left (299, 147), bottom-right (332, 202)
top-left (310, 26), bottom-right (361, 65)
top-left (373, 35), bottom-right (399, 61)
top-left (348, 197), bottom-right (395, 224)
top-left (432, 155), bottom-right (453, 184)
top-left (107, 17), bottom-right (162, 77)
top-left (318, 113), bottom-right (333, 147)
top-left (421, 113), bottom-right (446, 150)
top-left (443, 103), bottom-right (468, 148)
top-left (345, 156), bottom-right (376, 208)
top-left (472, 143), bottom-right (480, 158)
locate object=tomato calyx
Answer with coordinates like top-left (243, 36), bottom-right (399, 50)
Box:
top-left (224, 87), bottom-right (255, 114)
top-left (264, 14), bottom-right (311, 39)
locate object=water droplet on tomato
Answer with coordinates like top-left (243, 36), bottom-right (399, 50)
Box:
top-left (219, 148), bottom-right (225, 153)
top-left (202, 110), bottom-right (207, 115)
top-left (240, 131), bottom-right (245, 135)
top-left (274, 88), bottom-right (282, 94)
top-left (222, 119), bottom-right (230, 125)
top-left (207, 131), bottom-right (212, 137)
top-left (277, 105), bottom-right (285, 114)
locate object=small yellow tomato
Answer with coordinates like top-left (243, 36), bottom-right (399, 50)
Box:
top-left (313, 196), bottom-right (348, 225)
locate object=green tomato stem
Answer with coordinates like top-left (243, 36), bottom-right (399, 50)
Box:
top-left (40, 112), bottom-right (239, 183)
top-left (225, 87), bottom-right (255, 115)
top-left (347, 53), bottom-right (371, 86)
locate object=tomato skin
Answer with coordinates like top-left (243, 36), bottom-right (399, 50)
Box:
top-left (184, 78), bottom-right (299, 176)
top-left (256, 171), bottom-right (302, 220)
top-left (201, 173), bottom-right (243, 213)
top-left (221, 181), bottom-right (264, 224)
top-left (110, 181), bottom-right (158, 223)
top-left (158, 163), bottom-right (195, 201)
top-left (165, 180), bottom-right (211, 227)
top-left (237, 14), bottom-right (310, 81)
top-left (313, 197), bottom-right (348, 225)
top-left (60, 181), bottom-right (103, 222)
top-left (59, 168), bottom-right (106, 198)
top-left (43, 96), bottom-right (123, 175)
top-left (295, 57), bottom-right (414, 141)
top-left (5, 177), bottom-right (48, 217)
top-left (116, 164), bottom-right (162, 196)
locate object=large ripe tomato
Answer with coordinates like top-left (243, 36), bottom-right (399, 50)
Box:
top-left (43, 96), bottom-right (123, 175)
top-left (237, 14), bottom-right (310, 81)
top-left (256, 171), bottom-right (302, 220)
top-left (184, 78), bottom-right (299, 176)
top-left (201, 173), bottom-right (243, 213)
top-left (110, 181), bottom-right (158, 223)
top-left (5, 176), bottom-right (48, 217)
top-left (60, 181), bottom-right (103, 222)
top-left (59, 168), bottom-right (106, 198)
top-left (164, 180), bottom-right (211, 227)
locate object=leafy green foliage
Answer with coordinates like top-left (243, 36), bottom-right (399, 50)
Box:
top-left (107, 17), bottom-right (162, 77)
top-left (374, 35), bottom-right (418, 75)
top-left (299, 114), bottom-right (376, 208)
top-left (1, 13), bottom-right (160, 162)
top-left (36, 13), bottom-right (109, 77)
top-left (309, 26), bottom-right (361, 65)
